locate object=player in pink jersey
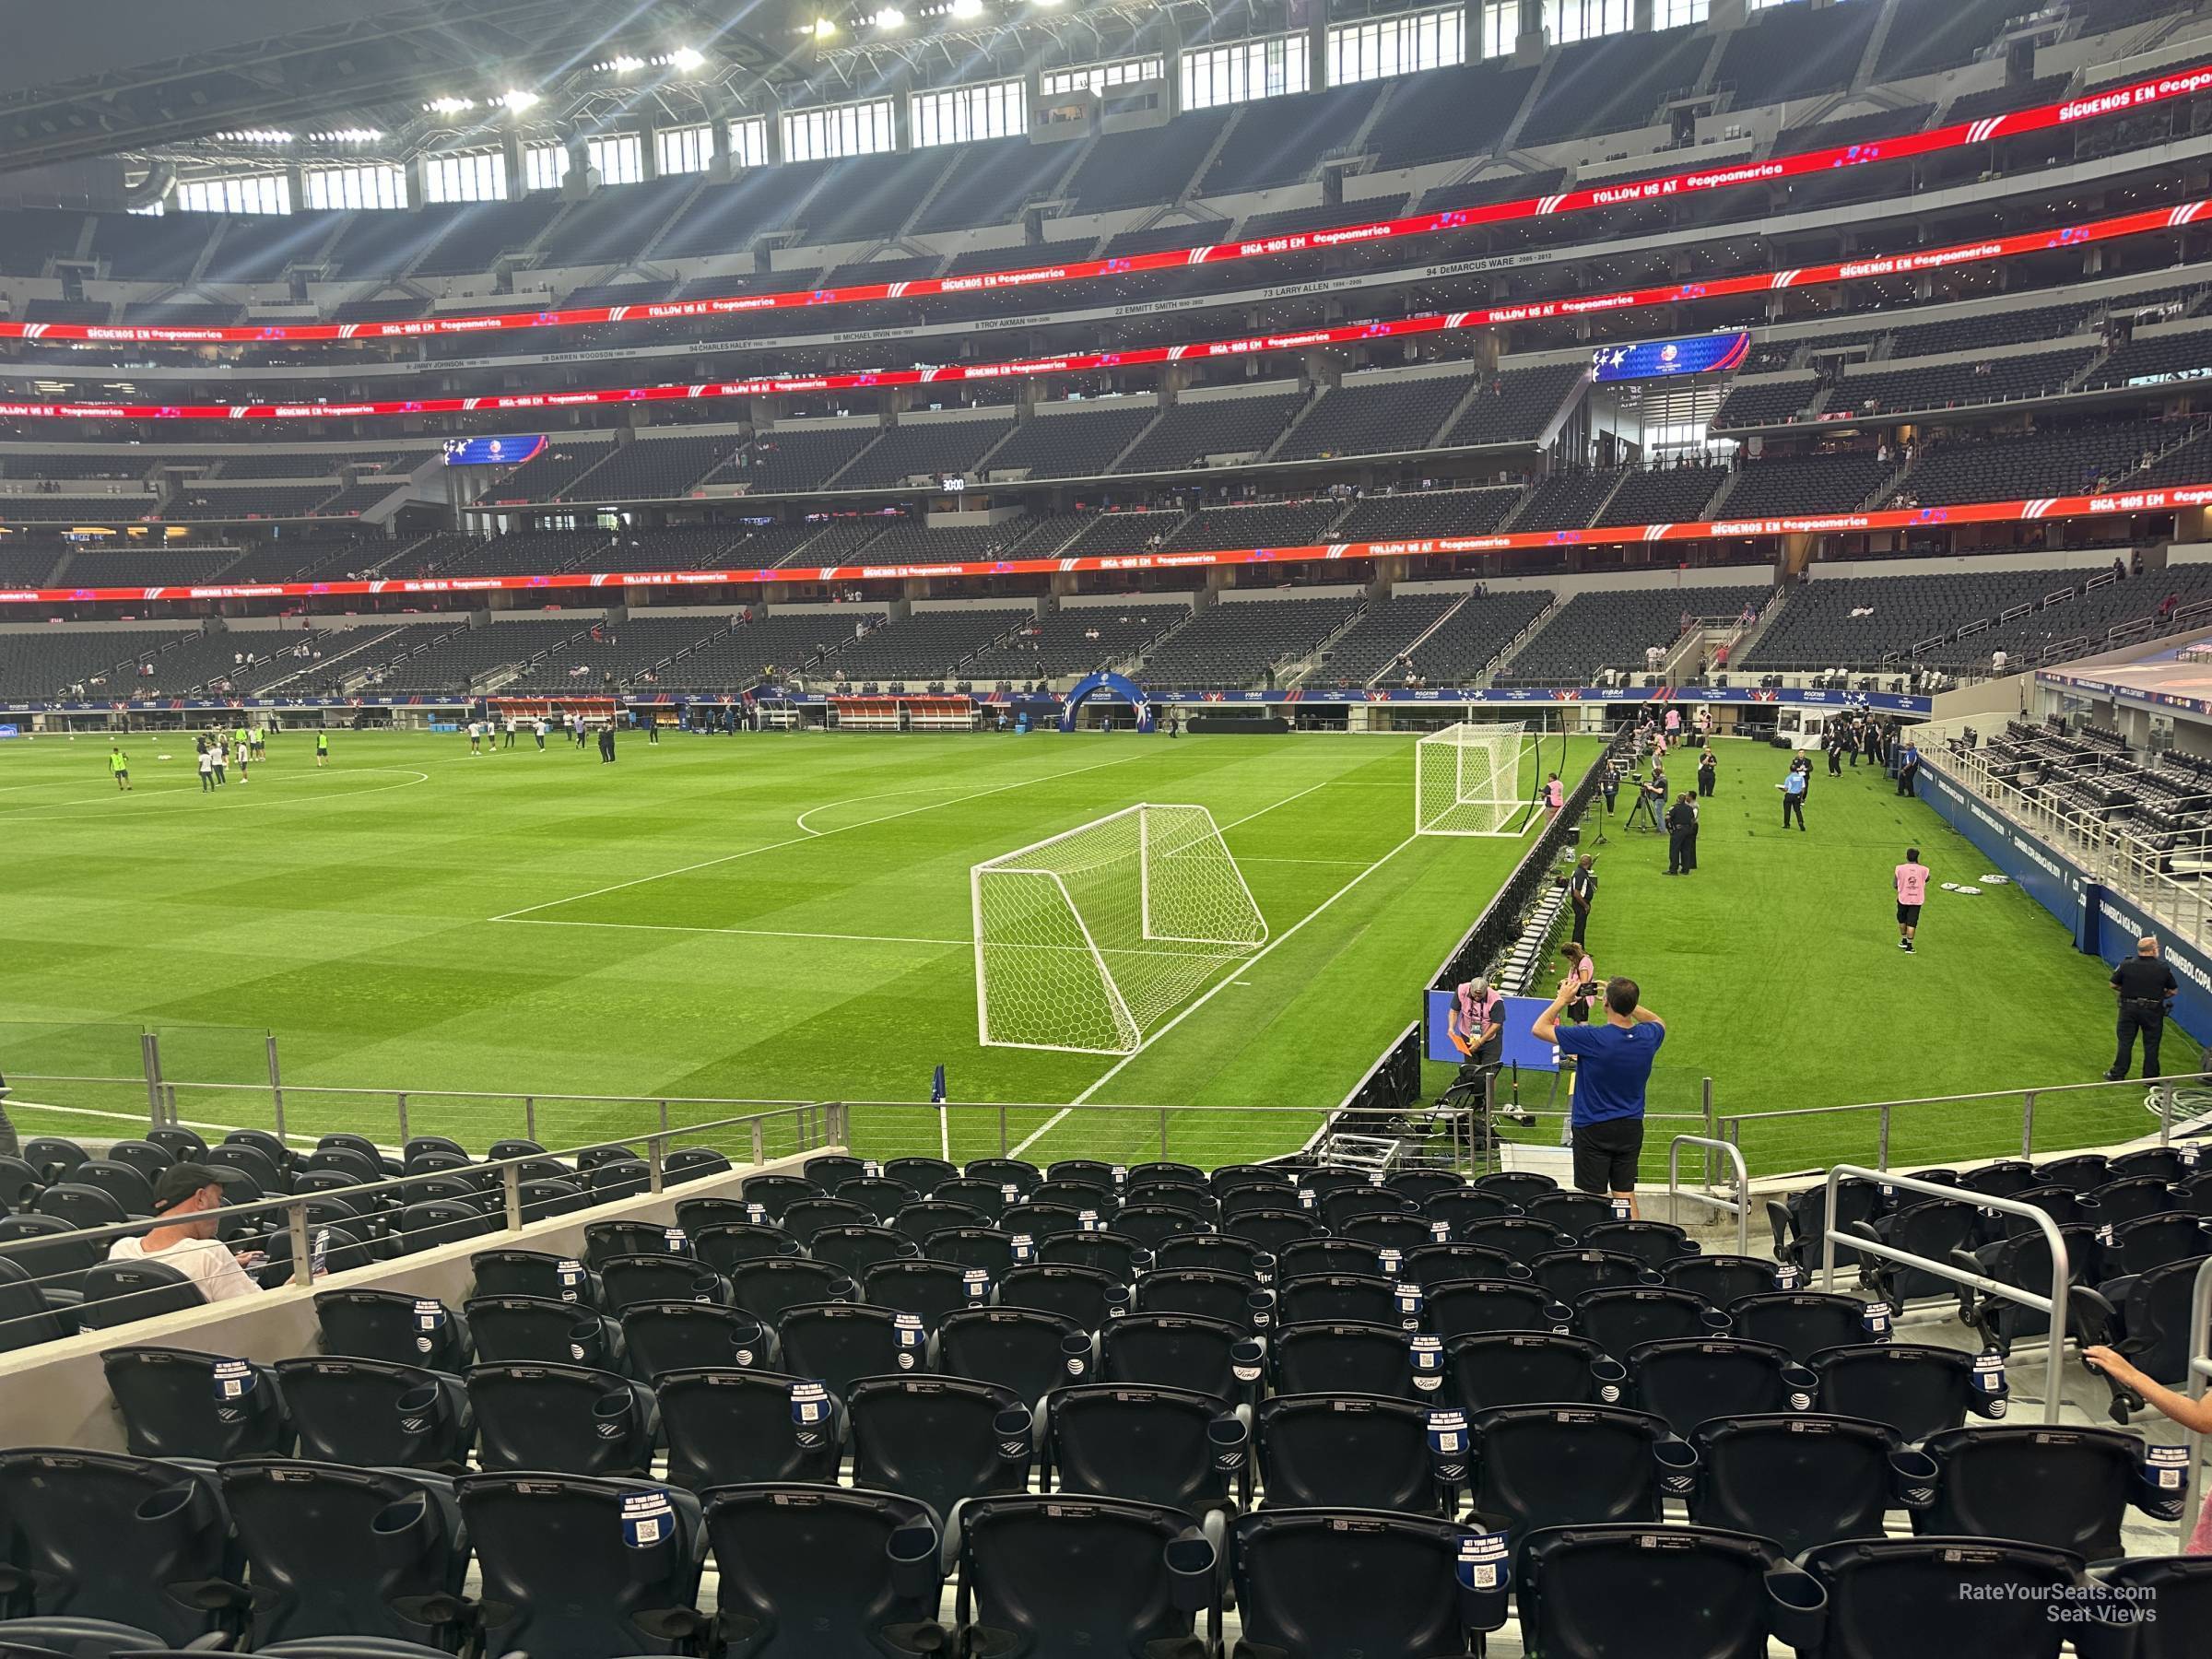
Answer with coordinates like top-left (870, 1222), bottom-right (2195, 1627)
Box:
top-left (1893, 847), bottom-right (1930, 953)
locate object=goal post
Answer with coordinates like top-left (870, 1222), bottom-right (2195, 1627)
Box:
top-left (972, 803), bottom-right (1268, 1055)
top-left (1415, 722), bottom-right (1530, 837)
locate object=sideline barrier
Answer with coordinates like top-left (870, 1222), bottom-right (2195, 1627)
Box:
top-left (6, 199), bottom-right (2209, 422)
top-left (3, 62), bottom-right (2206, 347)
top-left (1821, 1163), bottom-right (2072, 1423)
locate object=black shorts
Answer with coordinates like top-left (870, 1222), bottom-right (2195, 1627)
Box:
top-left (1896, 902), bottom-right (1922, 925)
top-left (1571, 1115), bottom-right (1644, 1196)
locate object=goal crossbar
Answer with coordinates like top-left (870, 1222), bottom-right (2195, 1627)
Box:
top-left (1415, 722), bottom-right (1529, 838)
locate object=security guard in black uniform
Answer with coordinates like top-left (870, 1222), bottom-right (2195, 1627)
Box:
top-left (2107, 935), bottom-right (2179, 1081)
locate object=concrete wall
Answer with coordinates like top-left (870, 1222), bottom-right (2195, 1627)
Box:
top-left (0, 1148), bottom-right (822, 1453)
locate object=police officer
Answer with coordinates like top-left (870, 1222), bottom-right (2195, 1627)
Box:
top-left (2107, 935), bottom-right (2178, 1081)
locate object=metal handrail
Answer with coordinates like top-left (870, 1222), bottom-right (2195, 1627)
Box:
top-left (0, 1100), bottom-right (827, 1297)
top-left (1718, 1072), bottom-right (2200, 1171)
top-left (2183, 1255), bottom-right (2212, 1549)
top-left (1821, 1164), bottom-right (2072, 1423)
top-left (1666, 1134), bottom-right (1749, 1254)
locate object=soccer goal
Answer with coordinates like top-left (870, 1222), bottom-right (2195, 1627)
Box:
top-left (1415, 722), bottom-right (1531, 836)
top-left (972, 803), bottom-right (1268, 1054)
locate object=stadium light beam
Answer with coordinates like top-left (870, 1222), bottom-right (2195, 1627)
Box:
top-left (669, 45), bottom-right (706, 70)
top-left (500, 89), bottom-right (541, 112)
top-left (949, 0), bottom-right (983, 18)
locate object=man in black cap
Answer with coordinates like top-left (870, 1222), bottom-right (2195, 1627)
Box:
top-left (103, 1163), bottom-right (265, 1302)
top-left (2108, 935), bottom-right (2179, 1081)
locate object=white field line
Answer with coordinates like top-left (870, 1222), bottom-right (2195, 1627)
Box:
top-left (488, 750), bottom-right (1154, 924)
top-left (0, 767), bottom-right (431, 822)
top-left (1009, 827), bottom-right (1425, 1157)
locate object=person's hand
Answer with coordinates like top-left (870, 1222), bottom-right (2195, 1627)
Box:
top-left (2081, 1344), bottom-right (2139, 1384)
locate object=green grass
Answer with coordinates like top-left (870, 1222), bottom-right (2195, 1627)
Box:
top-left (0, 726), bottom-right (1586, 1167)
top-left (1461, 739), bottom-right (2177, 1182)
top-left (0, 727), bottom-right (2167, 1180)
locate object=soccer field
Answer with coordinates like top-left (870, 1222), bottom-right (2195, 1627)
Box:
top-left (0, 725), bottom-right (2167, 1178)
top-left (0, 725), bottom-right (1584, 1165)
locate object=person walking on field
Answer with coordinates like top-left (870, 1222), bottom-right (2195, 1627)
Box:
top-left (1568, 854), bottom-right (1596, 946)
top-left (315, 730), bottom-right (329, 767)
top-left (197, 743), bottom-right (215, 793)
top-left (1894, 846), bottom-right (1929, 954)
top-left (1782, 764), bottom-right (1807, 830)
top-left (109, 744), bottom-right (131, 793)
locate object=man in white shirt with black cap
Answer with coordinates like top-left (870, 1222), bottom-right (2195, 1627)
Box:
top-left (105, 1164), bottom-right (265, 1302)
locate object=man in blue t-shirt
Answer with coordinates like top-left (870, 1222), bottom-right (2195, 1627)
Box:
top-left (1534, 973), bottom-right (1666, 1214)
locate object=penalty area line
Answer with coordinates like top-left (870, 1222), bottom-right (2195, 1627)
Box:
top-left (1008, 827), bottom-right (1425, 1157)
top-left (488, 749), bottom-right (1152, 924)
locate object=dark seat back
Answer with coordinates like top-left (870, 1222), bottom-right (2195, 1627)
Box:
top-left (466, 1294), bottom-right (622, 1370)
top-left (101, 1345), bottom-right (289, 1460)
top-left (848, 1374), bottom-right (1033, 1519)
top-left (0, 1449), bottom-right (238, 1646)
top-left (218, 1460), bottom-right (468, 1650)
top-left (1447, 1332), bottom-right (1609, 1414)
top-left (1513, 1524), bottom-right (1794, 1659)
top-left (657, 1367), bottom-right (844, 1491)
top-left (455, 1473), bottom-right (705, 1658)
top-left (1688, 1412), bottom-right (1914, 1556)
top-left (1254, 1392), bottom-right (1443, 1514)
top-left (936, 1306), bottom-right (1090, 1406)
top-left (1230, 1507), bottom-right (1475, 1659)
top-left (959, 1493), bottom-right (1214, 1657)
top-left (78, 1257), bottom-right (206, 1328)
top-left (702, 1483), bottom-right (942, 1658)
top-left (314, 1288), bottom-right (472, 1371)
top-left (273, 1356), bottom-right (474, 1470)
top-left (467, 1360), bottom-right (658, 1477)
top-left (1046, 1383), bottom-right (1241, 1512)
top-left (620, 1300), bottom-right (772, 1379)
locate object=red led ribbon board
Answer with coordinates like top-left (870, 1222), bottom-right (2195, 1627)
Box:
top-left (0, 200), bottom-right (2201, 421)
top-left (6, 482), bottom-right (2205, 605)
top-left (1, 65), bottom-right (2207, 348)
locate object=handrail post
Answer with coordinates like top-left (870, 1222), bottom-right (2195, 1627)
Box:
top-left (265, 1033), bottom-right (286, 1143)
top-left (1700, 1077), bottom-right (1715, 1194)
top-left (2020, 1091), bottom-right (2036, 1160)
top-left (1827, 1164), bottom-right (2070, 1423)
top-left (140, 1030), bottom-right (163, 1127)
top-left (1159, 1107), bottom-right (1169, 1160)
top-left (1877, 1102), bottom-right (1890, 1173)
top-left (647, 1137), bottom-right (665, 1194)
top-left (998, 1103), bottom-right (1008, 1158)
top-left (287, 1198), bottom-right (313, 1290)
top-left (1666, 1135), bottom-right (1748, 1255)
top-left (751, 1119), bottom-right (765, 1167)
top-left (501, 1162), bottom-right (524, 1231)
top-left (524, 1097), bottom-right (536, 1144)
top-left (395, 1093), bottom-right (409, 1147)
top-left (2159, 1080), bottom-right (2176, 1147)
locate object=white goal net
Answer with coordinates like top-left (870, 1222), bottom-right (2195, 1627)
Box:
top-left (1415, 722), bottom-right (1529, 837)
top-left (972, 803), bottom-right (1268, 1054)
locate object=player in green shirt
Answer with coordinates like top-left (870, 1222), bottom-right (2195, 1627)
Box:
top-left (315, 730), bottom-right (329, 768)
top-left (109, 745), bottom-right (130, 792)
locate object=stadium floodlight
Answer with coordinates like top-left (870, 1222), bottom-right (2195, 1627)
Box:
top-left (812, 16), bottom-right (840, 36)
top-left (1414, 722), bottom-right (1531, 837)
top-left (872, 8), bottom-right (907, 28)
top-left (949, 0), bottom-right (983, 18)
top-left (500, 89), bottom-right (541, 112)
top-left (425, 97), bottom-right (476, 114)
top-left (669, 46), bottom-right (706, 70)
top-left (972, 803), bottom-right (1267, 1054)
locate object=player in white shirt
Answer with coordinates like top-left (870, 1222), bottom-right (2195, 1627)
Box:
top-left (106, 1164), bottom-right (266, 1302)
top-left (533, 717), bottom-right (548, 750)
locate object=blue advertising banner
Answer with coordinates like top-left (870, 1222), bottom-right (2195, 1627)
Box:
top-left (1592, 332), bottom-right (1751, 382)
top-left (1423, 990), bottom-right (1563, 1072)
top-left (1916, 759), bottom-right (2212, 1047)
top-left (442, 434), bottom-right (547, 466)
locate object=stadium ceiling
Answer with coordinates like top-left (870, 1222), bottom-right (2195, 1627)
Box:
top-left (0, 0), bottom-right (814, 174)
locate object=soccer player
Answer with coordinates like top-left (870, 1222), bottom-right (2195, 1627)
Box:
top-left (315, 730), bottom-right (329, 768)
top-left (233, 735), bottom-right (251, 783)
top-left (468, 721), bottom-right (482, 755)
top-left (534, 717), bottom-right (547, 750)
top-left (197, 743), bottom-right (215, 793)
top-left (1894, 846), bottom-right (1930, 953)
top-left (249, 725), bottom-right (265, 760)
top-left (210, 736), bottom-right (227, 788)
top-left (109, 744), bottom-right (130, 793)
top-left (503, 714), bottom-right (517, 749)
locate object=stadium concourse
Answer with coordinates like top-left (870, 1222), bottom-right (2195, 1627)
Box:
top-left (6, 0), bottom-right (2212, 1653)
